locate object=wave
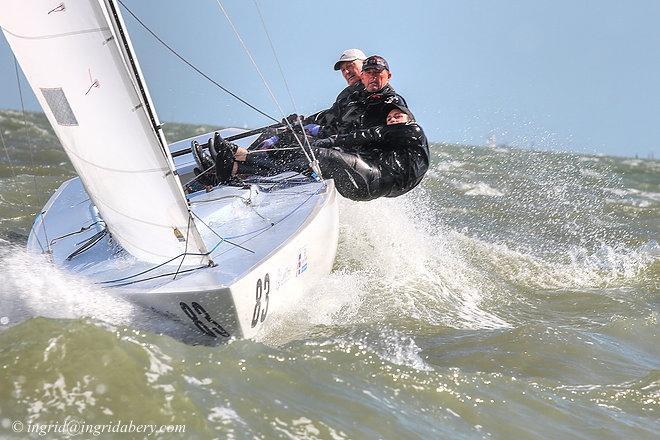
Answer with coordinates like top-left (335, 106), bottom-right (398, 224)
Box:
top-left (455, 235), bottom-right (658, 291)
top-left (258, 192), bottom-right (512, 347)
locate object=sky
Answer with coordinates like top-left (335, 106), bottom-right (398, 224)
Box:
top-left (1, 0), bottom-right (658, 158)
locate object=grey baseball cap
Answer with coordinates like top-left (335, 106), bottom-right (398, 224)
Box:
top-left (333, 48), bottom-right (367, 70)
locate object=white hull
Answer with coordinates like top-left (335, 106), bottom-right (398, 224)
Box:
top-left (28, 130), bottom-right (339, 344)
top-left (4, 0), bottom-right (339, 344)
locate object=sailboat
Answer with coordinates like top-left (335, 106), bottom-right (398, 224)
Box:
top-left (1, 0), bottom-right (339, 343)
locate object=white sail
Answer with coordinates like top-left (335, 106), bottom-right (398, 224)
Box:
top-left (1, 0), bottom-right (209, 264)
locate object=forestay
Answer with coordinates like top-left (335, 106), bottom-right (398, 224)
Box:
top-left (0, 0), bottom-right (209, 264)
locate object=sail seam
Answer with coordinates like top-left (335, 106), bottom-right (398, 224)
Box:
top-left (0, 25), bottom-right (110, 41)
top-left (104, 227), bottom-right (188, 259)
top-left (60, 144), bottom-right (169, 174)
top-left (91, 196), bottom-right (187, 229)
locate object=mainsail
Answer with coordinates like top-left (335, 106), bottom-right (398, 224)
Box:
top-left (1, 0), bottom-right (209, 264)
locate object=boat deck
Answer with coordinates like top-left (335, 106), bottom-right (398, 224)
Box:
top-left (27, 129), bottom-right (331, 294)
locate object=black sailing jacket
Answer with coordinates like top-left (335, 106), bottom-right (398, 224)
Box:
top-left (313, 122), bottom-right (429, 200)
top-left (313, 83), bottom-right (408, 138)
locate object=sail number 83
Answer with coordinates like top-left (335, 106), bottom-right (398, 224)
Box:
top-left (251, 273), bottom-right (270, 327)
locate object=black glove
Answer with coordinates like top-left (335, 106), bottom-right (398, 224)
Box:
top-left (311, 136), bottom-right (336, 149)
top-left (332, 126), bottom-right (384, 149)
top-left (357, 126), bottom-right (384, 143)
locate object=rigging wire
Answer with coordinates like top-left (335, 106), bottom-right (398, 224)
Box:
top-left (98, 222), bottom-right (250, 286)
top-left (104, 266), bottom-right (207, 288)
top-left (173, 214), bottom-right (193, 280)
top-left (14, 55), bottom-right (52, 253)
top-left (183, 163), bottom-right (217, 189)
top-left (103, 266), bottom-right (209, 288)
top-left (100, 183), bottom-right (323, 287)
top-left (214, 0), bottom-right (317, 170)
top-left (252, 0), bottom-right (297, 112)
top-left (213, 0), bottom-right (286, 120)
top-left (0, 121), bottom-right (18, 181)
top-left (115, 0), bottom-right (278, 123)
top-left (251, 0), bottom-right (322, 177)
top-left (190, 210), bottom-right (254, 254)
top-left (117, 0), bottom-right (323, 178)
top-left (13, 57), bottom-right (39, 198)
top-left (65, 229), bottom-right (108, 261)
top-left (48, 221), bottom-right (102, 247)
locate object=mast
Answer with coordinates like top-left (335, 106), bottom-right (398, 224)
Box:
top-left (100, 0), bottom-right (212, 263)
top-left (104, 0), bottom-right (167, 155)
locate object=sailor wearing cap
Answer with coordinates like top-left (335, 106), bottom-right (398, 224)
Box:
top-left (334, 48), bottom-right (367, 87)
top-left (361, 55), bottom-right (391, 92)
top-left (305, 49), bottom-right (367, 135)
top-left (309, 54), bottom-right (408, 138)
top-left (346, 55), bottom-right (407, 131)
top-left (212, 53), bottom-right (428, 200)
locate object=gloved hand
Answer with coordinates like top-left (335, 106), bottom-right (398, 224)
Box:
top-left (257, 135), bottom-right (279, 150)
top-left (282, 113), bottom-right (304, 126)
top-left (303, 124), bottom-right (321, 137)
top-left (311, 136), bottom-right (336, 149)
top-left (339, 126), bottom-right (384, 147)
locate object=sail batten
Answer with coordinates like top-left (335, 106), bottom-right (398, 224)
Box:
top-left (0, 25), bottom-right (110, 41)
top-left (1, 0), bottom-right (209, 264)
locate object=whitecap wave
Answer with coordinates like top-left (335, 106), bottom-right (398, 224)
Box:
top-left (259, 193), bottom-right (512, 342)
top-left (459, 236), bottom-right (658, 290)
top-left (0, 244), bottom-right (144, 331)
top-left (450, 180), bottom-right (504, 197)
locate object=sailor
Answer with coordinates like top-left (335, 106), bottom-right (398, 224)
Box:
top-left (191, 51), bottom-right (368, 186)
top-left (223, 102), bottom-right (429, 201)
top-left (253, 48), bottom-right (368, 149)
top-left (198, 56), bottom-right (426, 199)
top-left (255, 54), bottom-right (408, 152)
top-left (315, 48), bottom-right (368, 127)
top-left (308, 54), bottom-right (408, 138)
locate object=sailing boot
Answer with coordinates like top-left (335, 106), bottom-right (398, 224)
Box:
top-left (191, 140), bottom-right (214, 170)
top-left (214, 133), bottom-right (238, 184)
top-left (207, 133), bottom-right (219, 163)
top-left (191, 140), bottom-right (217, 187)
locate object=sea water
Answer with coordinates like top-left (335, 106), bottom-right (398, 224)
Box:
top-left (0, 114), bottom-right (657, 438)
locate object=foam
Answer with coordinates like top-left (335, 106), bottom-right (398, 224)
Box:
top-left (465, 182), bottom-right (504, 197)
top-left (579, 168), bottom-right (605, 179)
top-left (207, 406), bottom-right (246, 425)
top-left (449, 180), bottom-right (504, 197)
top-left (258, 192), bottom-right (511, 345)
top-left (0, 244), bottom-right (139, 330)
top-left (461, 235), bottom-right (658, 290)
